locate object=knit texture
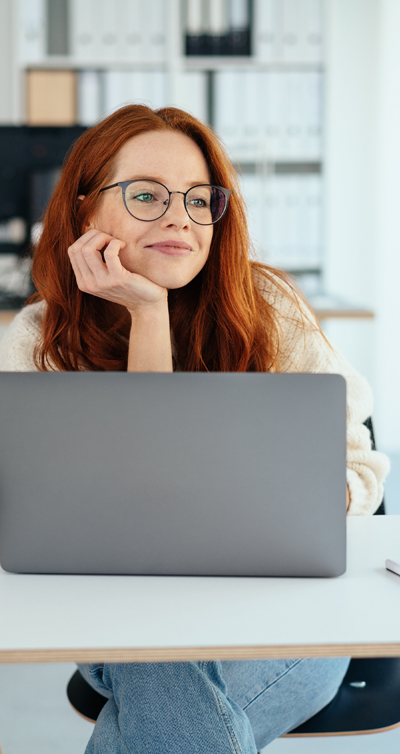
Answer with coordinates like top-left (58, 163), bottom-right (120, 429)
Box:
top-left (0, 284), bottom-right (390, 516)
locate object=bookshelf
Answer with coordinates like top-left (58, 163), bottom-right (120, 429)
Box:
top-left (0, 0), bottom-right (372, 322)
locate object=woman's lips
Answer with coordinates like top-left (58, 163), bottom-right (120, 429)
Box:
top-left (146, 241), bottom-right (192, 256)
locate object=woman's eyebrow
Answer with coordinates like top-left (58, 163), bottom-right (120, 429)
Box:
top-left (127, 175), bottom-right (211, 187)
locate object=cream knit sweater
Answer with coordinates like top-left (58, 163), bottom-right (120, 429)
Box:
top-left (0, 284), bottom-right (390, 516)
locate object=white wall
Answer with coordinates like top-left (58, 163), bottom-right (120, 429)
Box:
top-left (374, 0), bottom-right (400, 453)
top-left (323, 0), bottom-right (379, 394)
top-left (324, 0), bottom-right (400, 453)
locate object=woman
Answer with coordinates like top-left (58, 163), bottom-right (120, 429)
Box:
top-left (0, 105), bottom-right (389, 753)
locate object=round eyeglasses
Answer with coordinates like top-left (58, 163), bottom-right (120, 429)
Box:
top-left (99, 180), bottom-right (233, 225)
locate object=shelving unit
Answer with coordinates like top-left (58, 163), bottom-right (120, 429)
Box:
top-left (0, 0), bottom-right (374, 326)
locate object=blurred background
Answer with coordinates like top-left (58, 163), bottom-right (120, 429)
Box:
top-left (0, 1), bottom-right (399, 751)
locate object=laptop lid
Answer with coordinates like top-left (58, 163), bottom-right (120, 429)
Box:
top-left (0, 372), bottom-right (347, 577)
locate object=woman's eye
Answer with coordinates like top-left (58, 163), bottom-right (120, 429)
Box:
top-left (189, 197), bottom-right (208, 208)
top-left (133, 192), bottom-right (154, 203)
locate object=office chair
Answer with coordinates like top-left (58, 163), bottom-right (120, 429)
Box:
top-left (67, 418), bottom-right (399, 739)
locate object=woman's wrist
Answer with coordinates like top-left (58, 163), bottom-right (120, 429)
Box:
top-left (127, 291), bottom-right (169, 321)
top-left (127, 295), bottom-right (173, 373)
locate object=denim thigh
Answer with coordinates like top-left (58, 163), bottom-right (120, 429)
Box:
top-left (78, 656), bottom-right (350, 751)
top-left (220, 656), bottom-right (351, 748)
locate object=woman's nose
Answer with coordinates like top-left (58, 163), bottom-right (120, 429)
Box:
top-left (160, 193), bottom-right (190, 228)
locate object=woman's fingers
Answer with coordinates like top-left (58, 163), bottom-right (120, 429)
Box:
top-left (67, 229), bottom-right (165, 310)
top-left (68, 230), bottom-right (126, 295)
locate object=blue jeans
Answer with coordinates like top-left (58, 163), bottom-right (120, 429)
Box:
top-left (78, 656), bottom-right (350, 752)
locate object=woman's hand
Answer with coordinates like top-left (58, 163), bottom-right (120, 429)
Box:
top-left (67, 229), bottom-right (167, 313)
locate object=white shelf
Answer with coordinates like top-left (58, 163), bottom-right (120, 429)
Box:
top-left (23, 57), bottom-right (169, 71)
top-left (183, 57), bottom-right (323, 71)
top-left (20, 56), bottom-right (324, 73)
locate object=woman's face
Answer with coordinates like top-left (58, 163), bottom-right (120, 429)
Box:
top-left (89, 130), bottom-right (214, 290)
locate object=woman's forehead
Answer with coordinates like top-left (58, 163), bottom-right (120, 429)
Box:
top-left (113, 130), bottom-right (210, 184)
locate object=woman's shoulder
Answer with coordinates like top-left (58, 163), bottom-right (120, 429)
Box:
top-left (12, 299), bottom-right (45, 327)
top-left (5, 299), bottom-right (46, 340)
top-left (0, 300), bottom-right (46, 371)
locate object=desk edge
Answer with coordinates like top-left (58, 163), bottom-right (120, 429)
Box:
top-left (1, 642), bottom-right (400, 663)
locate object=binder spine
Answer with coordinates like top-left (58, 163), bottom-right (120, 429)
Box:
top-left (184, 0), bottom-right (251, 56)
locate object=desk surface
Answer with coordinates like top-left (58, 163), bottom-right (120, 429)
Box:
top-left (1, 516), bottom-right (400, 664)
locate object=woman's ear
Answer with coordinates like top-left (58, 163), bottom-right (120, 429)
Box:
top-left (76, 195), bottom-right (94, 231)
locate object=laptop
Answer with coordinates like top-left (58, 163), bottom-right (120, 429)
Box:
top-left (0, 372), bottom-right (347, 577)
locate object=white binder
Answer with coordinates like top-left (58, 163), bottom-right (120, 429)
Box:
top-left (241, 71), bottom-right (261, 158)
top-left (229, 0), bottom-right (249, 31)
top-left (123, 0), bottom-right (144, 62)
top-left (301, 0), bottom-right (324, 64)
top-left (214, 70), bottom-right (240, 155)
top-left (148, 70), bottom-right (168, 110)
top-left (285, 175), bottom-right (302, 267)
top-left (264, 173), bottom-right (283, 265)
top-left (98, 0), bottom-right (123, 62)
top-left (78, 70), bottom-right (102, 125)
top-left (260, 71), bottom-right (285, 161)
top-left (303, 174), bottom-right (322, 266)
top-left (282, 0), bottom-right (324, 64)
top-left (239, 172), bottom-right (264, 256)
top-left (18, 0), bottom-right (46, 63)
top-left (186, 0), bottom-right (204, 35)
top-left (253, 0), bottom-right (279, 62)
top-left (103, 70), bottom-right (126, 114)
top-left (303, 71), bottom-right (323, 159)
top-left (142, 0), bottom-right (167, 62)
top-left (70, 0), bottom-right (101, 60)
top-left (284, 71), bottom-right (305, 159)
top-left (174, 71), bottom-right (208, 123)
top-left (104, 69), bottom-right (168, 115)
top-left (281, 0), bottom-right (302, 63)
top-left (209, 0), bottom-right (228, 36)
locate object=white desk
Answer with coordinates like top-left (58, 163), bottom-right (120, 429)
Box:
top-left (1, 516), bottom-right (400, 664)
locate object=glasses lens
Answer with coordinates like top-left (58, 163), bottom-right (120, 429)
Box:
top-left (186, 186), bottom-right (227, 225)
top-left (124, 181), bottom-right (169, 221)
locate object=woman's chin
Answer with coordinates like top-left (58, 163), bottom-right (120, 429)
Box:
top-left (145, 270), bottom-right (198, 291)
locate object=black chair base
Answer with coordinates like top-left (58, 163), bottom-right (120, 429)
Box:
top-left (67, 670), bottom-right (108, 723)
top-left (285, 657), bottom-right (400, 736)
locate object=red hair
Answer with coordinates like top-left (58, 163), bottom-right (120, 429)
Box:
top-left (28, 104), bottom-right (311, 372)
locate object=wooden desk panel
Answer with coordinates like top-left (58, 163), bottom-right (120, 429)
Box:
top-left (0, 311), bottom-right (18, 326)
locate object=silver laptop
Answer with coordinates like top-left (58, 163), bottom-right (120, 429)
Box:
top-left (0, 372), bottom-right (347, 577)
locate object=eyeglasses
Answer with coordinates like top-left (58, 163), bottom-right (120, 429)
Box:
top-left (99, 180), bottom-right (233, 225)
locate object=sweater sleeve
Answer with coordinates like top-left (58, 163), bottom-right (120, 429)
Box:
top-left (262, 276), bottom-right (390, 515)
top-left (0, 302), bottom-right (45, 372)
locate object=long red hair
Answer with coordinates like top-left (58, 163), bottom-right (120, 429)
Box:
top-left (28, 104), bottom-right (309, 372)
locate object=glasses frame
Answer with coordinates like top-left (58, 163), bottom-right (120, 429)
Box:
top-left (99, 180), bottom-right (233, 225)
